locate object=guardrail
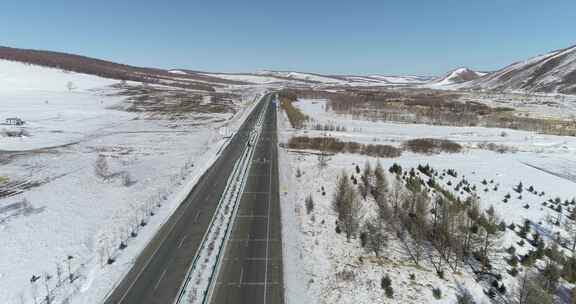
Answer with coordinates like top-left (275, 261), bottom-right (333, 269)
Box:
top-left (174, 99), bottom-right (269, 304)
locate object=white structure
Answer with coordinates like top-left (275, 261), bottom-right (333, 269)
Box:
top-left (5, 117), bottom-right (25, 126)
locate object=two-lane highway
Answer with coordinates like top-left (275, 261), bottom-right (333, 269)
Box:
top-left (209, 94), bottom-right (283, 304)
top-left (104, 94), bottom-right (282, 304)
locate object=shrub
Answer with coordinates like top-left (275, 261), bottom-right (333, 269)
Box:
top-left (381, 275), bottom-right (391, 289)
top-left (404, 138), bottom-right (462, 154)
top-left (286, 136), bottom-right (401, 157)
top-left (389, 163), bottom-right (402, 175)
top-left (437, 270), bottom-right (445, 279)
top-left (381, 275), bottom-right (394, 298)
top-left (478, 142), bottom-right (518, 153)
top-left (432, 287), bottom-right (442, 299)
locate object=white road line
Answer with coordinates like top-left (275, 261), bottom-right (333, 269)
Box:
top-left (178, 236), bottom-right (187, 249)
top-left (154, 269), bottom-right (168, 290)
top-left (239, 267), bottom-right (244, 287)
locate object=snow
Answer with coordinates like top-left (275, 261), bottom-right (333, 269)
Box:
top-left (180, 102), bottom-right (267, 304)
top-left (0, 60), bottom-right (262, 304)
top-left (278, 97), bottom-right (576, 304)
top-left (168, 70), bottom-right (189, 75)
top-left (454, 45), bottom-right (576, 93)
top-left (427, 67), bottom-right (483, 88)
top-left (0, 59), bottom-right (117, 92)
top-left (200, 73), bottom-right (285, 84)
top-left (367, 75), bottom-right (431, 84)
top-left (201, 70), bottom-right (431, 87)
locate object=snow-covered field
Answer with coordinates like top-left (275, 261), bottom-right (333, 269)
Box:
top-left (0, 60), bottom-right (261, 304)
top-left (279, 98), bottom-right (576, 303)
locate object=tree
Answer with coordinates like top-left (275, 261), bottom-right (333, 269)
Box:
top-left (333, 171), bottom-right (361, 241)
top-left (477, 205), bottom-right (501, 269)
top-left (565, 210), bottom-right (576, 252)
top-left (66, 81), bottom-right (75, 92)
top-left (365, 219), bottom-right (388, 256)
top-left (517, 273), bottom-right (554, 304)
top-left (305, 194), bottom-right (314, 215)
top-left (340, 186), bottom-right (361, 241)
top-left (374, 160), bottom-right (388, 197)
top-left (360, 160), bottom-right (373, 200)
top-left (541, 261), bottom-right (560, 293)
top-left (389, 177), bottom-right (405, 216)
top-left (332, 171), bottom-right (350, 216)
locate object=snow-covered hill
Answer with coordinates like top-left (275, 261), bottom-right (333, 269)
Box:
top-left (458, 44), bottom-right (576, 94)
top-left (200, 70), bottom-right (431, 87)
top-left (0, 59), bottom-right (117, 92)
top-left (0, 52), bottom-right (262, 304)
top-left (429, 67), bottom-right (485, 87)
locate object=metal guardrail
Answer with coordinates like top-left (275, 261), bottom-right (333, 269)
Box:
top-left (174, 99), bottom-right (268, 304)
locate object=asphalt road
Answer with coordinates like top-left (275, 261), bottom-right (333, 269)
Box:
top-left (104, 95), bottom-right (273, 304)
top-left (209, 96), bottom-right (284, 304)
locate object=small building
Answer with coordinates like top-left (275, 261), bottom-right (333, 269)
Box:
top-left (5, 118), bottom-right (24, 126)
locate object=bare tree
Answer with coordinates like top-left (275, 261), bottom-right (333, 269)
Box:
top-left (359, 161), bottom-right (373, 199)
top-left (66, 81), bottom-right (75, 92)
top-left (340, 187), bottom-right (361, 241)
top-left (94, 155), bottom-right (109, 180)
top-left (565, 208), bottom-right (576, 252)
top-left (365, 219), bottom-right (388, 256)
top-left (516, 272), bottom-right (554, 304)
top-left (333, 171), bottom-right (361, 241)
top-left (374, 160), bottom-right (388, 197)
top-left (389, 177), bottom-right (405, 217)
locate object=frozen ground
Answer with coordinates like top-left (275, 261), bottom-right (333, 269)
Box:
top-left (279, 98), bottom-right (576, 303)
top-left (0, 60), bottom-right (262, 304)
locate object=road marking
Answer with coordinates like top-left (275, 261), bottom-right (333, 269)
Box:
top-left (223, 282), bottom-right (280, 286)
top-left (178, 236), bottom-right (187, 249)
top-left (114, 100), bottom-right (264, 304)
top-left (154, 269), bottom-right (168, 290)
top-left (238, 267), bottom-right (244, 287)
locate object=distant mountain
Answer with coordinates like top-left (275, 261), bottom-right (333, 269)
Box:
top-left (459, 44), bottom-right (576, 94)
top-left (429, 67), bottom-right (485, 86)
top-left (200, 70), bottom-right (432, 87)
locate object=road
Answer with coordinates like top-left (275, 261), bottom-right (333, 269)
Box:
top-left (104, 94), bottom-right (281, 304)
top-left (209, 94), bottom-right (284, 304)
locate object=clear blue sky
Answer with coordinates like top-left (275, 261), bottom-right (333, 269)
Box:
top-left (1, 0), bottom-right (575, 76)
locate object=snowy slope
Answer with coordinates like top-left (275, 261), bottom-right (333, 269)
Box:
top-left (0, 59), bottom-right (117, 92)
top-left (428, 67), bottom-right (485, 87)
top-left (365, 74), bottom-right (432, 84)
top-left (256, 70), bottom-right (348, 84)
top-left (458, 44), bottom-right (576, 94)
top-left (0, 56), bottom-right (262, 304)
